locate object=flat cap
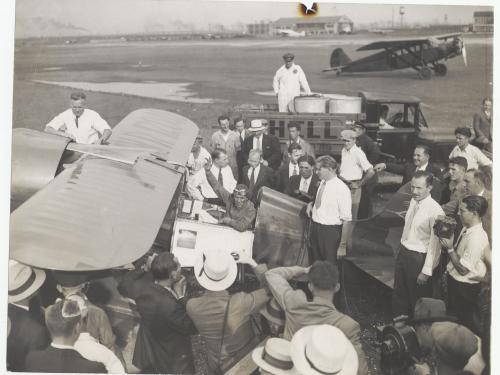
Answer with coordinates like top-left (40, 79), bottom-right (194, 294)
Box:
top-left (283, 53), bottom-right (295, 61)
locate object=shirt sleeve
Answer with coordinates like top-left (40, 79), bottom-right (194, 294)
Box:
top-left (474, 147), bottom-right (492, 167)
top-left (240, 288), bottom-right (270, 316)
top-left (91, 111), bottom-right (111, 133)
top-left (298, 67), bottom-right (311, 95)
top-left (272, 69), bottom-right (280, 94)
top-left (357, 149), bottom-right (373, 172)
top-left (421, 208), bottom-right (443, 276)
top-left (265, 266), bottom-right (307, 312)
top-left (339, 184), bottom-right (352, 222)
top-left (45, 112), bottom-right (66, 131)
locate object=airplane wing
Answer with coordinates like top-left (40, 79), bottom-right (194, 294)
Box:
top-left (357, 37), bottom-right (430, 51)
top-left (10, 109), bottom-right (199, 271)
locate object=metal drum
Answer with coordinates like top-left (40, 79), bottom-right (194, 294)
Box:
top-left (294, 96), bottom-right (329, 113)
top-left (327, 94), bottom-right (362, 114)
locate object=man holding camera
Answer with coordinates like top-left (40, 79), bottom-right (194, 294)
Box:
top-left (392, 171), bottom-right (444, 319)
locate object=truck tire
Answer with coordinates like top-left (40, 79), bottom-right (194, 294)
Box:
top-left (434, 63), bottom-right (447, 76)
top-left (418, 67), bottom-right (432, 80)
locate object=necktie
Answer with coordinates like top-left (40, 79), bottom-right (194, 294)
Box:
top-left (249, 168), bottom-right (255, 192)
top-left (293, 164), bottom-right (298, 176)
top-left (75, 116), bottom-right (79, 128)
top-left (453, 229), bottom-right (466, 250)
top-left (315, 181), bottom-right (326, 208)
top-left (402, 201), bottom-right (420, 241)
top-left (240, 133), bottom-right (244, 144)
top-left (218, 168), bottom-right (223, 186)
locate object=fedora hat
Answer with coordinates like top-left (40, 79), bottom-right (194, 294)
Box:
top-left (252, 338), bottom-right (299, 375)
top-left (291, 325), bottom-right (358, 375)
top-left (431, 322), bottom-right (478, 369)
top-left (261, 298), bottom-right (286, 327)
top-left (411, 298), bottom-right (457, 324)
top-left (194, 249), bottom-right (238, 291)
top-left (8, 260), bottom-right (46, 303)
top-left (249, 119), bottom-right (266, 132)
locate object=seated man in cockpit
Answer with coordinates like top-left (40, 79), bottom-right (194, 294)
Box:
top-left (378, 105), bottom-right (395, 129)
top-left (203, 160), bottom-right (256, 232)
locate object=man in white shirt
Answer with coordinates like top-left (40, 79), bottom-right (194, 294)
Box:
top-left (45, 92), bottom-right (112, 145)
top-left (392, 171), bottom-right (444, 319)
top-left (210, 115), bottom-right (241, 180)
top-left (338, 130), bottom-right (375, 257)
top-left (306, 155), bottom-right (351, 265)
top-left (186, 148), bottom-right (236, 203)
top-left (449, 127), bottom-right (492, 170)
top-left (273, 53), bottom-right (311, 112)
top-left (439, 195), bottom-right (489, 332)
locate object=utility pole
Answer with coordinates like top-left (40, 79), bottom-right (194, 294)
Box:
top-left (392, 6), bottom-right (394, 28)
top-left (399, 6), bottom-right (405, 28)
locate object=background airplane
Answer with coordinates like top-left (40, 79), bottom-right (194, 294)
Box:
top-left (272, 28), bottom-right (306, 37)
top-left (323, 33), bottom-right (467, 79)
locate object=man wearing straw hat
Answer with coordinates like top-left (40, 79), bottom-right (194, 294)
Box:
top-left (290, 325), bottom-right (358, 375)
top-left (273, 53), bottom-right (312, 112)
top-left (7, 260), bottom-right (49, 372)
top-left (252, 337), bottom-right (299, 374)
top-left (187, 249), bottom-right (270, 373)
top-left (242, 119), bottom-right (283, 171)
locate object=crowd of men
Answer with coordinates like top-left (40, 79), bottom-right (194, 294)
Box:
top-left (7, 64), bottom-right (493, 375)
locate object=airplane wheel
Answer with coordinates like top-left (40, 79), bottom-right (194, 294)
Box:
top-left (419, 67), bottom-right (432, 80)
top-left (434, 63), bottom-right (447, 76)
top-left (336, 71), bottom-right (341, 76)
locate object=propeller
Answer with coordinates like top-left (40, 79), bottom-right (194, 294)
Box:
top-left (462, 42), bottom-right (468, 67)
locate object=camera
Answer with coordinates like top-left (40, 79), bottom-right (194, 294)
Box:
top-left (376, 316), bottom-right (422, 375)
top-left (432, 215), bottom-right (457, 239)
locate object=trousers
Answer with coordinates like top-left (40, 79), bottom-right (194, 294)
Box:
top-left (392, 246), bottom-right (433, 318)
top-left (339, 185), bottom-right (362, 256)
top-left (447, 275), bottom-right (481, 334)
top-left (309, 221), bottom-right (342, 266)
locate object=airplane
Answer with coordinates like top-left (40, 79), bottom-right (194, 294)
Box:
top-left (322, 33), bottom-right (467, 80)
top-left (273, 28), bottom-right (306, 37)
top-left (367, 28), bottom-right (395, 35)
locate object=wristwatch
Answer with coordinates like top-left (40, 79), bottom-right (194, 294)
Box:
top-left (447, 248), bottom-right (455, 254)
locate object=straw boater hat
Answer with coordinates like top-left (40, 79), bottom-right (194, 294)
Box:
top-left (261, 298), bottom-right (286, 327)
top-left (8, 260), bottom-right (46, 303)
top-left (252, 338), bottom-right (299, 375)
top-left (248, 119), bottom-right (266, 132)
top-left (291, 325), bottom-right (358, 375)
top-left (194, 249), bottom-right (238, 291)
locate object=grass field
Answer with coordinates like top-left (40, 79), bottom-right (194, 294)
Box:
top-left (13, 34), bottom-right (493, 145)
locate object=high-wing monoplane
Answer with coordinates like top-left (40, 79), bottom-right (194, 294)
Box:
top-left (323, 33), bottom-right (467, 79)
top-left (10, 109), bottom-right (199, 271)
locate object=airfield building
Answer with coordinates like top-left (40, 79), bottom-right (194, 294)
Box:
top-left (247, 21), bottom-right (272, 35)
top-left (272, 16), bottom-right (354, 35)
top-left (473, 11), bottom-right (493, 33)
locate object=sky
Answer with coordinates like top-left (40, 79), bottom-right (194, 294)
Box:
top-left (14, 0), bottom-right (494, 37)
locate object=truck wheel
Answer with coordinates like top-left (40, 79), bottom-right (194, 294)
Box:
top-left (434, 63), bottom-right (447, 76)
top-left (418, 67), bottom-right (432, 80)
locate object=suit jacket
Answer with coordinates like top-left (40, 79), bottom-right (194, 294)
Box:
top-left (236, 130), bottom-right (251, 177)
top-left (282, 137), bottom-right (316, 164)
top-left (118, 269), bottom-right (197, 373)
top-left (7, 304), bottom-right (50, 371)
top-left (286, 173), bottom-right (320, 203)
top-left (26, 345), bottom-right (106, 373)
top-left (242, 134), bottom-right (282, 170)
top-left (385, 162), bottom-right (444, 201)
top-left (356, 133), bottom-right (381, 165)
top-left (242, 164), bottom-right (276, 204)
top-left (265, 267), bottom-right (368, 375)
top-left (276, 163), bottom-right (297, 193)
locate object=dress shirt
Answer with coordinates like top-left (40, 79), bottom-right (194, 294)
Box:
top-left (288, 162), bottom-right (299, 177)
top-left (265, 266), bottom-right (368, 375)
top-left (415, 162), bottom-right (428, 172)
top-left (45, 108), bottom-right (110, 144)
top-left (312, 176), bottom-right (351, 225)
top-left (449, 144), bottom-right (492, 170)
top-left (74, 333), bottom-right (124, 374)
top-left (401, 195), bottom-right (444, 276)
top-left (247, 164), bottom-right (261, 183)
top-left (10, 303), bottom-right (29, 311)
top-left (447, 223), bottom-right (488, 284)
top-left (187, 147), bottom-right (211, 174)
top-left (186, 165), bottom-right (235, 200)
top-left (340, 145), bottom-right (372, 181)
top-left (210, 165), bottom-right (236, 193)
top-left (253, 135), bottom-right (263, 150)
top-left (299, 176), bottom-right (312, 193)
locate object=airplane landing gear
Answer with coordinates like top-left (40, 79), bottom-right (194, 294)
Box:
top-left (418, 67), bottom-right (432, 80)
top-left (434, 63), bottom-right (447, 76)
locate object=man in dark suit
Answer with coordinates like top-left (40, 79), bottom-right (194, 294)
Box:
top-left (286, 154), bottom-right (320, 203)
top-left (118, 252), bottom-right (197, 374)
top-left (242, 119), bottom-right (282, 170)
top-left (25, 299), bottom-right (105, 373)
top-left (374, 144), bottom-right (444, 201)
top-left (234, 117), bottom-right (250, 179)
top-left (242, 148), bottom-right (276, 204)
top-left (277, 143), bottom-right (304, 193)
top-left (8, 261), bottom-right (50, 372)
